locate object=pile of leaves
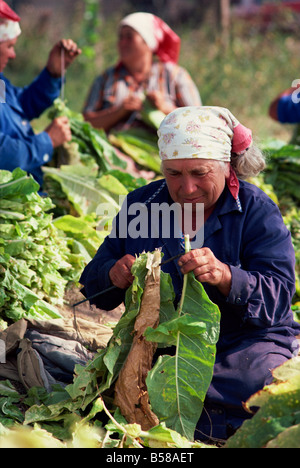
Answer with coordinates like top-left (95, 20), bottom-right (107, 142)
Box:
top-left (48, 98), bottom-right (163, 176)
top-left (0, 247), bottom-right (220, 448)
top-left (47, 98), bottom-right (127, 174)
top-left (43, 166), bottom-right (147, 263)
top-left (109, 129), bottom-right (161, 173)
top-left (0, 168), bottom-right (85, 327)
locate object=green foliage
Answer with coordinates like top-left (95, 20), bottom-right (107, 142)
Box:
top-left (145, 269), bottom-right (220, 440)
top-left (48, 98), bottom-right (127, 173)
top-left (109, 131), bottom-right (161, 173)
top-left (0, 250), bottom-right (220, 448)
top-left (257, 141), bottom-right (300, 302)
top-left (225, 357), bottom-right (300, 448)
top-left (0, 169), bottom-right (85, 325)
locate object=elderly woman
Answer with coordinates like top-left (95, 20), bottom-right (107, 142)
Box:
top-left (80, 106), bottom-right (300, 441)
top-left (83, 12), bottom-right (201, 132)
top-left (0, 1), bottom-right (81, 188)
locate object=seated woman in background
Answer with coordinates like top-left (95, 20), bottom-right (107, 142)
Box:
top-left (83, 12), bottom-right (202, 133)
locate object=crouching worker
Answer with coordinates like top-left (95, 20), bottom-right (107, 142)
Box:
top-left (80, 106), bottom-right (300, 441)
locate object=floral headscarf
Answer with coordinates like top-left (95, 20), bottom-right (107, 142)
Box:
top-left (158, 106), bottom-right (252, 162)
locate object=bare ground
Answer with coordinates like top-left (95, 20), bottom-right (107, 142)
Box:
top-left (61, 285), bottom-right (124, 325)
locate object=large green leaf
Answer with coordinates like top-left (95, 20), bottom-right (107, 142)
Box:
top-left (226, 357), bottom-right (300, 448)
top-left (43, 167), bottom-right (120, 216)
top-left (266, 424), bottom-right (300, 448)
top-left (0, 168), bottom-right (40, 198)
top-left (145, 271), bottom-right (220, 440)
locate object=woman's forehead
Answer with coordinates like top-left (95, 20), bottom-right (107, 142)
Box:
top-left (163, 158), bottom-right (219, 171)
top-left (118, 25), bottom-right (138, 37)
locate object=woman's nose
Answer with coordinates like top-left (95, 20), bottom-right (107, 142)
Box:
top-left (182, 177), bottom-right (198, 195)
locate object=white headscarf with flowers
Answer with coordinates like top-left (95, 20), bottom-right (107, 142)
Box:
top-left (157, 106), bottom-right (252, 162)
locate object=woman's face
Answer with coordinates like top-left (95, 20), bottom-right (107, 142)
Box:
top-left (162, 158), bottom-right (230, 212)
top-left (118, 26), bottom-right (151, 64)
top-left (0, 37), bottom-right (17, 73)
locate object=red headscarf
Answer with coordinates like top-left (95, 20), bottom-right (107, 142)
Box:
top-left (120, 12), bottom-right (181, 64)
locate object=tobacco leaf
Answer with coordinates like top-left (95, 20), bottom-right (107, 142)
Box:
top-left (145, 271), bottom-right (221, 440)
top-left (114, 251), bottom-right (161, 430)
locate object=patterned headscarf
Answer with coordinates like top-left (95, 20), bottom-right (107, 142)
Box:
top-left (0, 1), bottom-right (21, 42)
top-left (120, 12), bottom-right (181, 64)
top-left (158, 106), bottom-right (252, 162)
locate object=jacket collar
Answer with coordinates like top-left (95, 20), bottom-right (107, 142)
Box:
top-left (156, 180), bottom-right (242, 273)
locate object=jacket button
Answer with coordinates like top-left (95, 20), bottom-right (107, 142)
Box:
top-left (235, 297), bottom-right (242, 304)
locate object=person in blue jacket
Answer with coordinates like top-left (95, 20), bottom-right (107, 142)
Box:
top-left (0, 1), bottom-right (81, 187)
top-left (80, 106), bottom-right (300, 442)
top-left (269, 81), bottom-right (300, 123)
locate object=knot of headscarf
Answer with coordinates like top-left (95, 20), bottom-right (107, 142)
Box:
top-left (157, 106), bottom-right (252, 162)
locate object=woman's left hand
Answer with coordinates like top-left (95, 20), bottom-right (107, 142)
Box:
top-left (46, 39), bottom-right (81, 77)
top-left (178, 247), bottom-right (232, 297)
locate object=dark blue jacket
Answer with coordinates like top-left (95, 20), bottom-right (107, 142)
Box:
top-left (277, 93), bottom-right (300, 123)
top-left (0, 68), bottom-right (61, 186)
top-left (80, 178), bottom-right (300, 438)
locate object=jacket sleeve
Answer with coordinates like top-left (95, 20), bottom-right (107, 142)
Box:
top-left (79, 208), bottom-right (128, 311)
top-left (0, 129), bottom-right (53, 173)
top-left (226, 199), bottom-right (296, 329)
top-left (277, 94), bottom-right (300, 124)
top-left (17, 68), bottom-right (62, 120)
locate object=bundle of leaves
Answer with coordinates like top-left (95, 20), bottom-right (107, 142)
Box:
top-left (47, 98), bottom-right (127, 174)
top-left (262, 142), bottom-right (300, 204)
top-left (0, 248), bottom-right (220, 448)
top-left (0, 168), bottom-right (85, 327)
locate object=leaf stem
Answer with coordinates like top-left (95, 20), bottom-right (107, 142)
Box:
top-left (100, 397), bottom-right (144, 448)
top-left (178, 234), bottom-right (190, 316)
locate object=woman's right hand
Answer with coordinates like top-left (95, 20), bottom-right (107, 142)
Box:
top-left (109, 254), bottom-right (136, 289)
top-left (122, 93), bottom-right (143, 112)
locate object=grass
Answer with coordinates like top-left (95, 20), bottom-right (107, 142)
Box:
top-left (4, 8), bottom-right (300, 143)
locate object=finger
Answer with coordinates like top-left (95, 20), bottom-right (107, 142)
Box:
top-left (65, 131), bottom-right (72, 142)
top-left (55, 116), bottom-right (69, 124)
top-left (119, 259), bottom-right (134, 279)
top-left (193, 265), bottom-right (212, 282)
top-left (60, 39), bottom-right (81, 57)
top-left (178, 249), bottom-right (203, 267)
top-left (179, 250), bottom-right (211, 275)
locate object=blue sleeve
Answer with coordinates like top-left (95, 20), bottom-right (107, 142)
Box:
top-left (18, 68), bottom-right (62, 120)
top-left (0, 130), bottom-right (53, 173)
top-left (79, 232), bottom-right (127, 311)
top-left (277, 94), bottom-right (300, 124)
top-left (79, 198), bottom-right (130, 310)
